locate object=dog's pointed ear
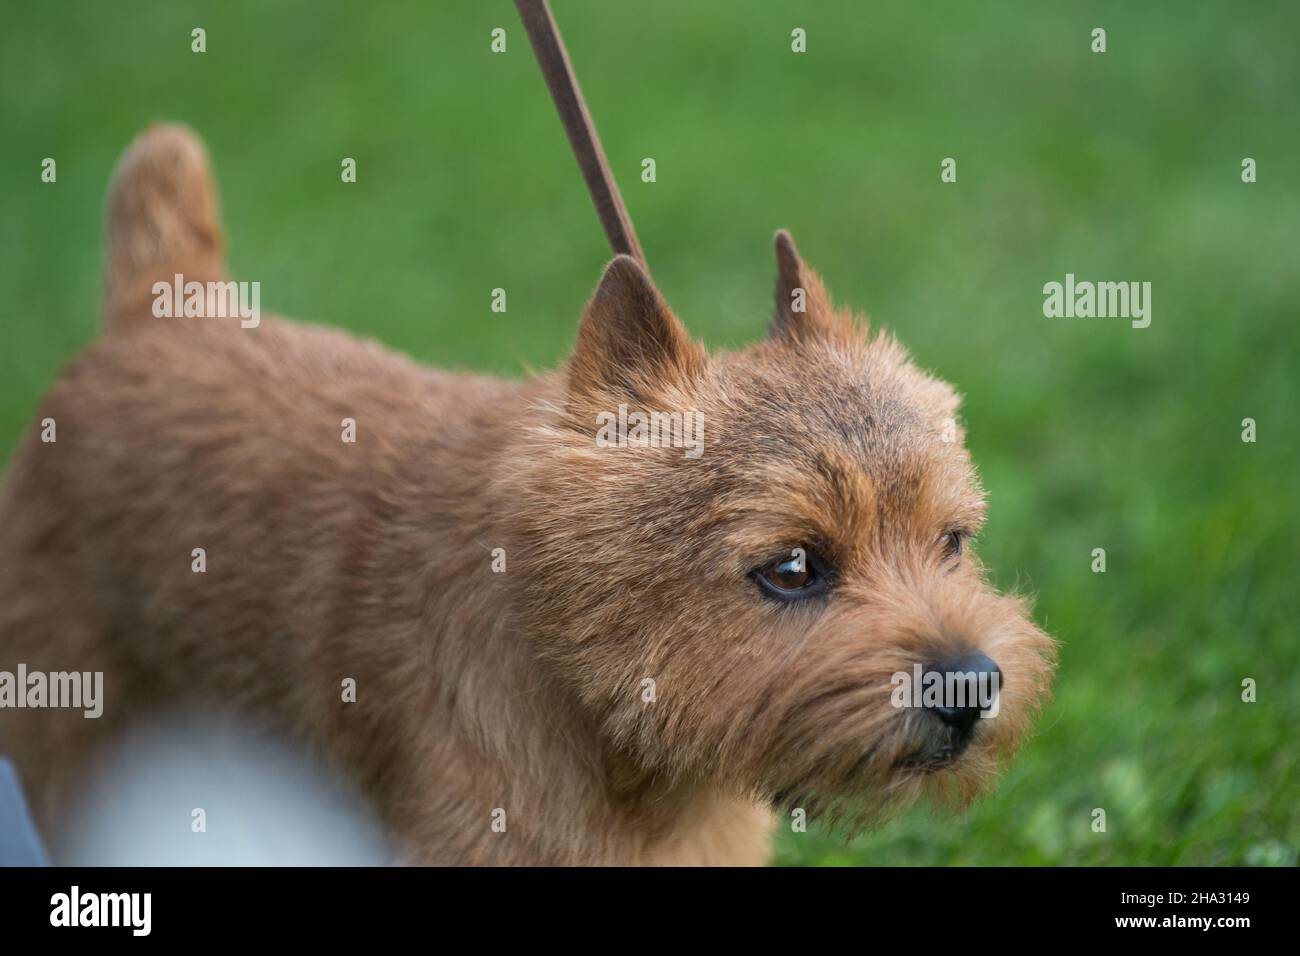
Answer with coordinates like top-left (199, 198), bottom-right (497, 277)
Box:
top-left (771, 230), bottom-right (843, 343)
top-left (569, 255), bottom-right (703, 399)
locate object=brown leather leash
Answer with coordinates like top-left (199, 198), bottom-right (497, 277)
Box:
top-left (514, 0), bottom-right (647, 270)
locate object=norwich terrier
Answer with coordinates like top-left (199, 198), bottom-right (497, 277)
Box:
top-left (0, 125), bottom-right (1056, 865)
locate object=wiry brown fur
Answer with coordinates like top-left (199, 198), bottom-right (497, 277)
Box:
top-left (0, 125), bottom-right (1055, 865)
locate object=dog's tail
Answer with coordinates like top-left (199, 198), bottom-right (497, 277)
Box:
top-left (103, 124), bottom-right (225, 327)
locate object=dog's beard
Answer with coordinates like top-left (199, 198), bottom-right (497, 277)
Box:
top-left (759, 707), bottom-right (1005, 834)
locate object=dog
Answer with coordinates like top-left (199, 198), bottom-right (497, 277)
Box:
top-left (0, 125), bottom-right (1056, 865)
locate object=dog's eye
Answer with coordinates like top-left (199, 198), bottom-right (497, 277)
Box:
top-left (940, 530), bottom-right (964, 561)
top-left (763, 555), bottom-right (811, 590)
top-left (752, 548), bottom-right (830, 602)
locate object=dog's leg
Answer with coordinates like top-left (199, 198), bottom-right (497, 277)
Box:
top-left (0, 450), bottom-right (144, 849)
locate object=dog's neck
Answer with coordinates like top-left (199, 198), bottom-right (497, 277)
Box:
top-left (351, 377), bottom-right (773, 864)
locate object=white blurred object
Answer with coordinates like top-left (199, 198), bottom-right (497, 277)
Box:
top-left (58, 713), bottom-right (390, 866)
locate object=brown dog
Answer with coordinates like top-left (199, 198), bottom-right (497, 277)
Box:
top-left (0, 125), bottom-right (1055, 865)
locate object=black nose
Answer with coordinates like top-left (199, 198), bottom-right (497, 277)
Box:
top-left (922, 652), bottom-right (1002, 736)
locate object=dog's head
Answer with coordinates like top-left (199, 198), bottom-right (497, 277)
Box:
top-left (512, 232), bottom-right (1056, 828)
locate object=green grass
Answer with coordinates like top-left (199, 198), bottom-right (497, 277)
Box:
top-left (2, 1), bottom-right (1296, 865)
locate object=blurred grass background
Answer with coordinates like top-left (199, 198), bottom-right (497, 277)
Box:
top-left (1, 1), bottom-right (1296, 865)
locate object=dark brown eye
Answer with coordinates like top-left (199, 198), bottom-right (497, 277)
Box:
top-left (752, 548), bottom-right (832, 602)
top-left (940, 530), bottom-right (964, 561)
top-left (762, 555), bottom-right (811, 590)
